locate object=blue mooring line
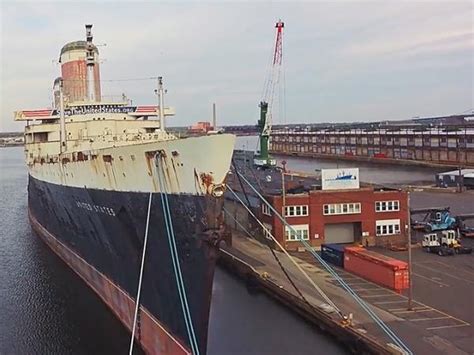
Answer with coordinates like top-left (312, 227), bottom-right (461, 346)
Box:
top-left (156, 155), bottom-right (200, 355)
top-left (235, 170), bottom-right (413, 355)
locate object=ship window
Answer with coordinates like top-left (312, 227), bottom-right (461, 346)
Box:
top-left (103, 155), bottom-right (113, 163)
top-left (32, 132), bottom-right (48, 143)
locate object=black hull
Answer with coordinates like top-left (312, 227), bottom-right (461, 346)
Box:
top-left (28, 175), bottom-right (220, 354)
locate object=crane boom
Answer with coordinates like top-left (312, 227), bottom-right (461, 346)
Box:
top-left (255, 20), bottom-right (284, 168)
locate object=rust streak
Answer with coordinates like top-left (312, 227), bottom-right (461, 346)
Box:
top-left (162, 156), bottom-right (172, 190)
top-left (200, 172), bottom-right (214, 191)
top-left (170, 158), bottom-right (181, 191)
top-left (90, 157), bottom-right (99, 175)
top-left (194, 168), bottom-right (201, 192)
top-left (145, 152), bottom-right (153, 177)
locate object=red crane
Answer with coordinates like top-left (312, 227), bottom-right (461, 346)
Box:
top-left (273, 20), bottom-right (284, 66)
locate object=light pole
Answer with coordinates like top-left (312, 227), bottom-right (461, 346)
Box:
top-left (406, 190), bottom-right (413, 310)
top-left (281, 160), bottom-right (287, 247)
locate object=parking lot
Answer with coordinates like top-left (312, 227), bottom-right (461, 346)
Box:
top-left (327, 251), bottom-right (472, 325)
top-left (375, 237), bottom-right (473, 352)
top-left (325, 241), bottom-right (473, 353)
top-left (323, 188), bottom-right (474, 354)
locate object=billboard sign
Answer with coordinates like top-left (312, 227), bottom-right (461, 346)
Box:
top-left (321, 168), bottom-right (359, 190)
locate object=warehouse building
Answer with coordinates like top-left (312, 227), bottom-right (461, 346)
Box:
top-left (436, 169), bottom-right (474, 189)
top-left (259, 169), bottom-right (409, 251)
top-left (269, 121), bottom-right (474, 167)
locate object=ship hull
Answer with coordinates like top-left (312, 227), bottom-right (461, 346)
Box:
top-left (28, 174), bottom-right (221, 354)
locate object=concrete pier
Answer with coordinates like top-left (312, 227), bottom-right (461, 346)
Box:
top-left (219, 231), bottom-right (473, 355)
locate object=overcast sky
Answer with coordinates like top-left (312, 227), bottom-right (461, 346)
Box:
top-left (1, 1), bottom-right (472, 132)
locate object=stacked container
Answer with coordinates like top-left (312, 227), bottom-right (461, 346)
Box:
top-left (344, 247), bottom-right (409, 292)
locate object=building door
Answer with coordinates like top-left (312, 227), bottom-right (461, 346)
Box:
top-left (324, 223), bottom-right (355, 244)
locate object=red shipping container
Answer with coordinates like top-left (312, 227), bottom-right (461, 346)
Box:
top-left (344, 247), bottom-right (409, 292)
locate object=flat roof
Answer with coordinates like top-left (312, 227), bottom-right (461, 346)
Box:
top-left (438, 169), bottom-right (474, 176)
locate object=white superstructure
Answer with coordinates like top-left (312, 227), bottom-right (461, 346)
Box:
top-left (15, 99), bottom-right (235, 196)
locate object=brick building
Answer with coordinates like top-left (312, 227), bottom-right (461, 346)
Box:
top-left (260, 187), bottom-right (409, 251)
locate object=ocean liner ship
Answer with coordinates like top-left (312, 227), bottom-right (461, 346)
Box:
top-left (15, 25), bottom-right (235, 354)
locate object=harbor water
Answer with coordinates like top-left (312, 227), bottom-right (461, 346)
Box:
top-left (0, 146), bottom-right (346, 355)
top-left (236, 136), bottom-right (442, 185)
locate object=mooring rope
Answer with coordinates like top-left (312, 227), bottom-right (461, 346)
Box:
top-left (227, 186), bottom-right (343, 317)
top-left (156, 154), bottom-right (200, 355)
top-left (129, 192), bottom-right (153, 355)
top-left (223, 206), bottom-right (310, 305)
top-left (235, 170), bottom-right (413, 355)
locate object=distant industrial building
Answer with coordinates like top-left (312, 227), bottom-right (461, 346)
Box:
top-left (188, 121), bottom-right (213, 134)
top-left (436, 169), bottom-right (474, 189)
top-left (222, 114), bottom-right (474, 167)
top-left (269, 122), bottom-right (474, 167)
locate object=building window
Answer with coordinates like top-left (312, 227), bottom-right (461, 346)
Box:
top-left (285, 224), bottom-right (309, 241)
top-left (376, 219), bottom-right (401, 236)
top-left (262, 204), bottom-right (271, 216)
top-left (285, 205), bottom-right (308, 217)
top-left (323, 203), bottom-right (361, 215)
top-left (375, 200), bottom-right (400, 212)
top-left (262, 223), bottom-right (273, 240)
